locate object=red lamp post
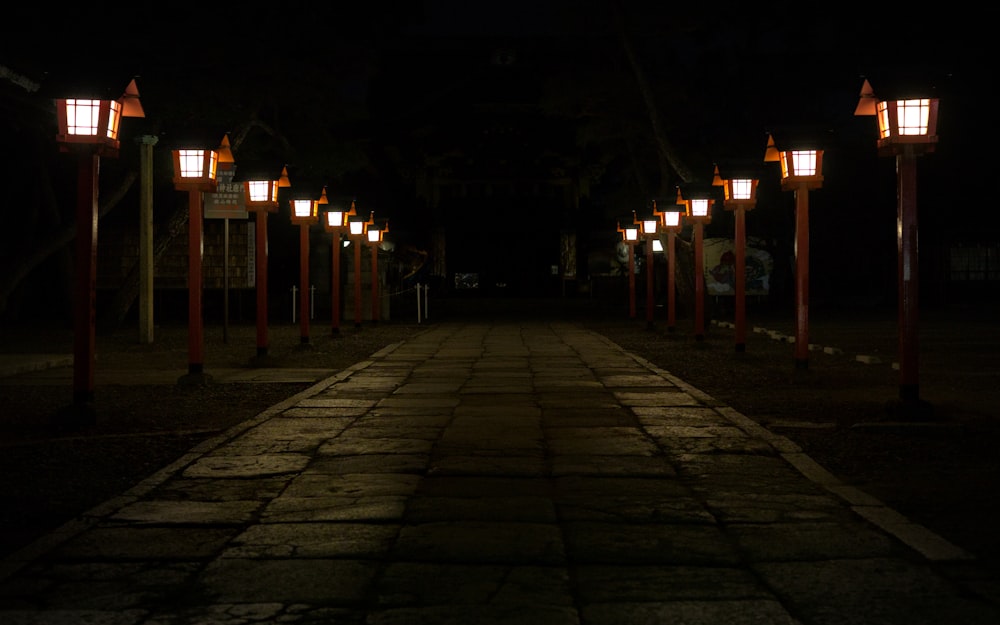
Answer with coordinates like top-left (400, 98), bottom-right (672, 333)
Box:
top-left (855, 79), bottom-right (939, 416)
top-left (238, 164), bottom-right (290, 362)
top-left (347, 213), bottom-right (369, 328)
top-left (323, 199), bottom-right (356, 335)
top-left (618, 220), bottom-right (640, 318)
top-left (637, 213), bottom-right (659, 329)
top-left (171, 134), bottom-right (224, 384)
top-left (53, 78), bottom-right (143, 422)
top-left (366, 217), bottom-right (388, 325)
top-left (765, 132), bottom-right (824, 369)
top-left (713, 163), bottom-right (760, 352)
top-left (289, 186), bottom-right (322, 347)
top-left (677, 185), bottom-right (716, 341)
top-left (653, 200), bottom-right (685, 332)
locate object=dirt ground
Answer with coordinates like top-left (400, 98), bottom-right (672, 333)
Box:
top-left (1, 299), bottom-right (998, 577)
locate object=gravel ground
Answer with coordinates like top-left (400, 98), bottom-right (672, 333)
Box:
top-left (1, 298), bottom-right (998, 577)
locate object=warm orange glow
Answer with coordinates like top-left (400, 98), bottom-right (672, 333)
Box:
top-left (56, 98), bottom-right (122, 153)
top-left (782, 151), bottom-right (818, 177)
top-left (247, 180), bottom-right (277, 203)
top-left (171, 148), bottom-right (219, 191)
top-left (653, 200), bottom-right (684, 230)
top-left (324, 199), bottom-right (357, 232)
top-left (217, 135), bottom-right (235, 164)
top-left (856, 81), bottom-right (939, 155)
top-left (729, 178), bottom-right (755, 200)
top-left (176, 149), bottom-right (218, 179)
top-left (291, 198), bottom-right (315, 220)
top-left (325, 210), bottom-right (348, 229)
top-left (66, 99), bottom-right (120, 139)
top-left (690, 198), bottom-right (711, 218)
top-left (877, 99), bottom-right (935, 138)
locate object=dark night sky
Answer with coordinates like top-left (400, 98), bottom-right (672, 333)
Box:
top-left (2, 1), bottom-right (992, 308)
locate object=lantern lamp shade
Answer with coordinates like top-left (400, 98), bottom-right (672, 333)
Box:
top-left (676, 184), bottom-right (718, 223)
top-left (713, 163), bottom-right (759, 208)
top-left (652, 239), bottom-right (664, 252)
top-left (324, 198), bottom-right (357, 233)
top-left (235, 163), bottom-right (285, 213)
top-left (171, 148), bottom-right (219, 191)
top-left (640, 218), bottom-right (658, 236)
top-left (727, 179), bottom-right (756, 201)
top-left (245, 179), bottom-right (280, 211)
top-left (854, 79), bottom-right (939, 155)
top-left (661, 210), bottom-right (683, 229)
top-left (324, 208), bottom-right (349, 231)
top-left (778, 149), bottom-right (824, 185)
top-left (876, 98), bottom-right (939, 153)
top-left (765, 132), bottom-right (825, 190)
top-left (652, 199), bottom-right (685, 231)
top-left (721, 177), bottom-right (759, 211)
top-left (290, 198), bottom-right (318, 224)
top-left (618, 223), bottom-right (639, 242)
top-left (52, 78), bottom-right (144, 156)
top-left (690, 198), bottom-right (711, 218)
top-left (55, 97), bottom-right (122, 152)
top-left (367, 226), bottom-right (382, 243)
top-left (349, 217), bottom-right (368, 237)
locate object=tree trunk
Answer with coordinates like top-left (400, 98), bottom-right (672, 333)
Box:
top-left (613, 3), bottom-right (696, 191)
top-left (613, 2), bottom-right (700, 315)
top-left (0, 170), bottom-right (137, 317)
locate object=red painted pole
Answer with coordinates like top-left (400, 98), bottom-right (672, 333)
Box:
top-left (627, 243), bottom-right (636, 318)
top-left (255, 212), bottom-right (269, 357)
top-left (794, 185), bottom-right (810, 369)
top-left (694, 222), bottom-right (705, 341)
top-left (371, 243), bottom-right (380, 324)
top-left (897, 149), bottom-right (920, 403)
top-left (299, 223), bottom-right (310, 344)
top-left (645, 239), bottom-right (655, 328)
top-left (734, 206), bottom-right (747, 352)
top-left (187, 190), bottom-right (204, 374)
top-left (667, 231), bottom-right (676, 332)
top-left (72, 153), bottom-right (99, 414)
top-left (331, 233), bottom-right (341, 335)
top-left (354, 238), bottom-right (363, 328)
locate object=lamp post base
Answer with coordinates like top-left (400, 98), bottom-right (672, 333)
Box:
top-left (885, 396), bottom-right (935, 422)
top-left (177, 371), bottom-right (214, 387)
top-left (249, 351), bottom-right (279, 368)
top-left (52, 401), bottom-right (96, 429)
